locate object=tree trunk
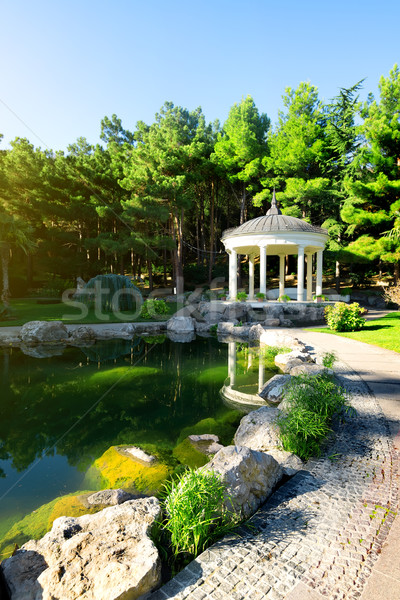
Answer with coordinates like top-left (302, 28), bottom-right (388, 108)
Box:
top-left (240, 182), bottom-right (246, 226)
top-left (395, 261), bottom-right (399, 285)
top-left (173, 209), bottom-right (184, 296)
top-left (335, 261), bottom-right (341, 293)
top-left (208, 180), bottom-right (215, 284)
top-left (1, 247), bottom-right (10, 306)
top-left (163, 248), bottom-right (167, 286)
top-left (27, 253), bottom-right (33, 288)
top-left (147, 259), bottom-right (153, 292)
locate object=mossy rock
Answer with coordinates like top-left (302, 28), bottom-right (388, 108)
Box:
top-left (177, 412), bottom-right (241, 446)
top-left (89, 446), bottom-right (171, 494)
top-left (0, 491), bottom-right (98, 562)
top-left (172, 438), bottom-right (209, 469)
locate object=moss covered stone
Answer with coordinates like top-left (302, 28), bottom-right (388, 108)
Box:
top-left (172, 439), bottom-right (209, 469)
top-left (0, 491), bottom-right (99, 562)
top-left (90, 446), bottom-right (171, 494)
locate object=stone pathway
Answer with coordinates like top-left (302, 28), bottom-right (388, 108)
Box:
top-left (149, 334), bottom-right (400, 600)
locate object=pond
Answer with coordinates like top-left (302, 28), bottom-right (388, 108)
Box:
top-left (0, 335), bottom-right (278, 554)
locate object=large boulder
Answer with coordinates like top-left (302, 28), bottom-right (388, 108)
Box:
top-left (217, 322), bottom-right (250, 338)
top-left (234, 406), bottom-right (281, 451)
top-left (68, 326), bottom-right (96, 345)
top-left (19, 321), bottom-right (68, 344)
top-left (259, 330), bottom-right (305, 350)
top-left (203, 445), bottom-right (282, 518)
top-left (1, 498), bottom-right (161, 600)
top-left (258, 374), bottom-right (291, 404)
top-left (166, 316), bottom-right (195, 333)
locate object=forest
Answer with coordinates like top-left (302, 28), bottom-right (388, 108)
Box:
top-left (1, 64), bottom-right (399, 301)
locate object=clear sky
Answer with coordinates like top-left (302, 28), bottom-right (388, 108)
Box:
top-left (0, 0), bottom-right (398, 152)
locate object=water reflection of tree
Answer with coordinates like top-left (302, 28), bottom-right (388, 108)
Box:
top-left (0, 338), bottom-right (230, 477)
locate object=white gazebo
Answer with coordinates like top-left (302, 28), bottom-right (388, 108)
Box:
top-left (221, 192), bottom-right (329, 302)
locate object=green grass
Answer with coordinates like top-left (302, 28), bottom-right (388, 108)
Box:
top-left (0, 298), bottom-right (181, 327)
top-left (310, 312), bottom-right (400, 353)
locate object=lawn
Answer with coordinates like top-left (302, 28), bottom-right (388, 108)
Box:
top-left (0, 298), bottom-right (181, 327)
top-left (310, 312), bottom-right (400, 353)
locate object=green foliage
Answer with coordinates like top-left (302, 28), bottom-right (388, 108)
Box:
top-left (256, 292), bottom-right (266, 299)
top-left (278, 294), bottom-right (291, 302)
top-left (140, 298), bottom-right (168, 320)
top-left (277, 374), bottom-right (352, 460)
top-left (161, 468), bottom-right (237, 558)
top-left (236, 291), bottom-right (247, 301)
top-left (324, 302), bottom-right (366, 331)
top-left (322, 351), bottom-right (337, 368)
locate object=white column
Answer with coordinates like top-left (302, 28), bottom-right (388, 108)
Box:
top-left (228, 249), bottom-right (237, 300)
top-left (259, 246), bottom-right (267, 295)
top-left (279, 255), bottom-right (285, 298)
top-left (297, 246), bottom-right (305, 301)
top-left (316, 250), bottom-right (323, 296)
top-left (306, 252), bottom-right (313, 301)
top-left (248, 255), bottom-right (255, 300)
top-left (258, 356), bottom-right (265, 392)
top-left (228, 341), bottom-right (236, 386)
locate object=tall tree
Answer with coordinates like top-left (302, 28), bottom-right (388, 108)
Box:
top-left (341, 65), bottom-right (400, 280)
top-left (212, 96), bottom-right (270, 224)
top-left (122, 102), bottom-right (213, 295)
top-left (0, 210), bottom-right (35, 305)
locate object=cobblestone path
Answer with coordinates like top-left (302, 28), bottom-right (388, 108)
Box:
top-left (149, 348), bottom-right (400, 600)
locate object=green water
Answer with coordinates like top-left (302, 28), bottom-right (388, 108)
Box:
top-left (0, 335), bottom-right (278, 548)
top-left (0, 337), bottom-right (242, 533)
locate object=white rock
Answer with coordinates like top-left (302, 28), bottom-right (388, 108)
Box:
top-left (1, 498), bottom-right (162, 600)
top-left (203, 445), bottom-right (282, 518)
top-left (289, 364), bottom-right (334, 377)
top-left (19, 321), bottom-right (68, 344)
top-left (86, 489), bottom-right (136, 506)
top-left (125, 446), bottom-right (156, 464)
top-left (166, 316), bottom-right (195, 333)
top-left (234, 407), bottom-right (282, 452)
top-left (274, 350), bottom-right (313, 371)
top-left (258, 374), bottom-right (291, 403)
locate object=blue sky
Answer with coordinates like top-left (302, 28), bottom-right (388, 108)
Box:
top-left (0, 0), bottom-right (398, 152)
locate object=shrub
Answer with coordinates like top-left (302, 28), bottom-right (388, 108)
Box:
top-left (161, 469), bottom-right (237, 559)
top-left (236, 291), bottom-right (247, 301)
top-left (324, 302), bottom-right (366, 332)
top-left (277, 374), bottom-right (353, 460)
top-left (140, 298), bottom-right (168, 320)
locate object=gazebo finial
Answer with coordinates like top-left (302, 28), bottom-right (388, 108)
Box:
top-left (266, 188), bottom-right (282, 216)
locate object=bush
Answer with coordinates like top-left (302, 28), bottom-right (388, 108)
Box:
top-left (140, 298), bottom-right (168, 320)
top-left (161, 469), bottom-right (237, 559)
top-left (277, 374), bottom-right (353, 460)
top-left (324, 302), bottom-right (366, 332)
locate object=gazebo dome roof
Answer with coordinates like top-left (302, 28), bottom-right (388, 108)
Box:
top-left (222, 191), bottom-right (328, 240)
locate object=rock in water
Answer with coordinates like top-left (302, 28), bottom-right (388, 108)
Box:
top-left (19, 321), bottom-right (68, 344)
top-left (166, 316), bottom-right (195, 333)
top-left (1, 498), bottom-right (162, 600)
top-left (203, 445), bottom-right (282, 518)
